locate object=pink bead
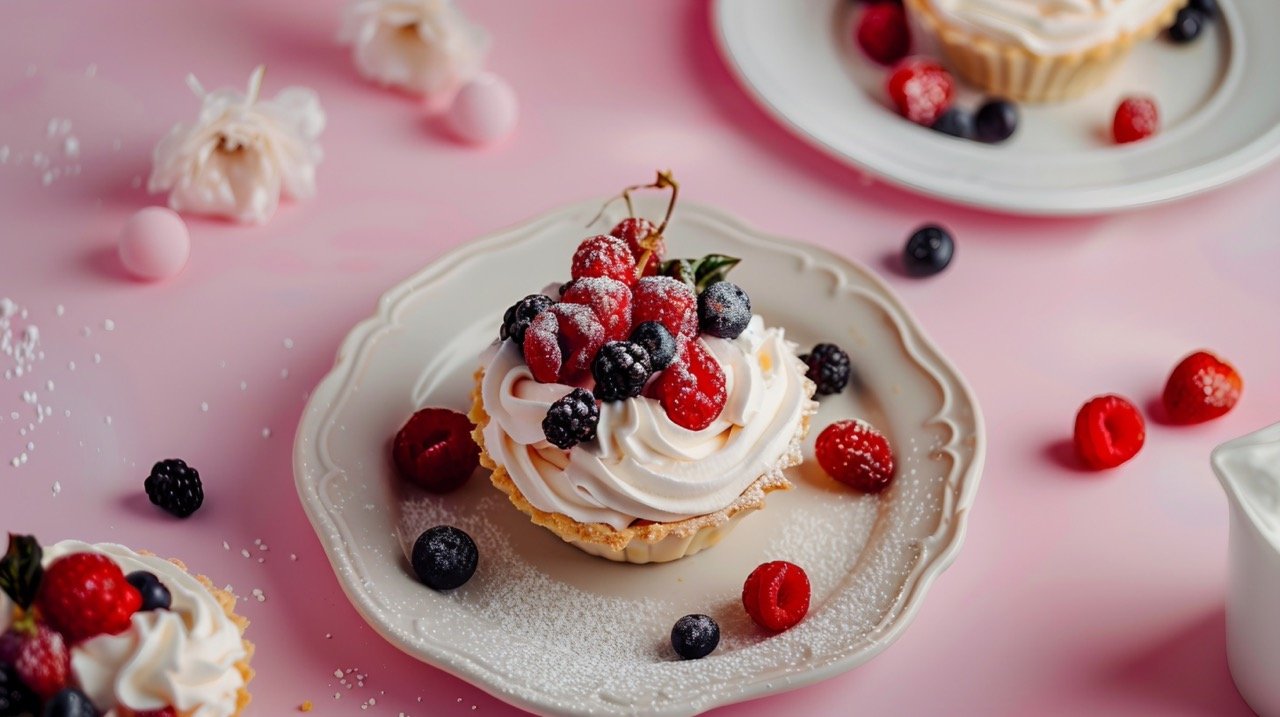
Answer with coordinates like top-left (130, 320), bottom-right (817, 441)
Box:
top-left (118, 207), bottom-right (190, 281)
top-left (448, 73), bottom-right (518, 145)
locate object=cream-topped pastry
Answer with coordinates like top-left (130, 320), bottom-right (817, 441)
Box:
top-left (924, 0), bottom-right (1177, 55)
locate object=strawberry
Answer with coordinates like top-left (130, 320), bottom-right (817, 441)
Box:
top-left (522, 303), bottom-right (605, 383)
top-left (392, 408), bottom-right (480, 493)
top-left (857, 3), bottom-right (910, 65)
top-left (571, 235), bottom-right (635, 286)
top-left (742, 561), bottom-right (810, 632)
top-left (36, 553), bottom-right (141, 644)
top-left (611, 218), bottom-right (664, 279)
top-left (1163, 350), bottom-right (1242, 424)
top-left (1113, 96), bottom-right (1159, 144)
top-left (815, 420), bottom-right (895, 493)
top-left (657, 339), bottom-right (727, 431)
top-left (632, 276), bottom-right (698, 340)
top-left (886, 58), bottom-right (954, 126)
top-left (14, 624), bottom-right (68, 699)
top-left (1074, 394), bottom-right (1145, 469)
top-left (561, 277), bottom-right (633, 342)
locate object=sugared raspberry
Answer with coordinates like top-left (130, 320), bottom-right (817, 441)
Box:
top-left (523, 303), bottom-right (606, 383)
top-left (657, 339), bottom-right (727, 431)
top-left (1162, 350), bottom-right (1242, 424)
top-left (1074, 394), bottom-right (1145, 470)
top-left (571, 235), bottom-right (635, 286)
top-left (37, 553), bottom-right (141, 644)
top-left (857, 3), bottom-right (910, 65)
top-left (886, 58), bottom-right (954, 126)
top-left (633, 276), bottom-right (698, 340)
top-left (1113, 96), bottom-right (1159, 144)
top-left (561, 277), bottom-right (633, 342)
top-left (392, 408), bottom-right (480, 493)
top-left (611, 217), bottom-right (664, 279)
top-left (742, 561), bottom-right (810, 633)
top-left (14, 624), bottom-right (69, 699)
top-left (815, 419), bottom-right (896, 493)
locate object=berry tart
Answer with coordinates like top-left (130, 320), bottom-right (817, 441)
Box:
top-left (468, 173), bottom-right (818, 564)
top-left (0, 535), bottom-right (252, 716)
top-left (903, 0), bottom-right (1186, 102)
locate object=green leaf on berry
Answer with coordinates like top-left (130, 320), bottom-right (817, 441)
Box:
top-left (0, 534), bottom-right (42, 609)
top-left (661, 254), bottom-right (741, 293)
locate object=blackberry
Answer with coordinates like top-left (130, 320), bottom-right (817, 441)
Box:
top-left (629, 321), bottom-right (677, 370)
top-left (801, 343), bottom-right (852, 396)
top-left (697, 281), bottom-right (752, 339)
top-left (541, 388), bottom-right (599, 449)
top-left (411, 525), bottom-right (478, 591)
top-left (41, 687), bottom-right (98, 717)
top-left (592, 342), bottom-right (652, 402)
top-left (144, 459), bottom-right (204, 518)
top-left (903, 224), bottom-right (954, 277)
top-left (499, 294), bottom-right (555, 345)
top-left (126, 571), bottom-right (172, 612)
top-left (670, 614), bottom-right (719, 660)
top-left (0, 665), bottom-right (37, 717)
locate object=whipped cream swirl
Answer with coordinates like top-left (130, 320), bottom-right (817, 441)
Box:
top-left (924, 0), bottom-right (1174, 55)
top-left (42, 541), bottom-right (246, 717)
top-left (480, 316), bottom-right (812, 530)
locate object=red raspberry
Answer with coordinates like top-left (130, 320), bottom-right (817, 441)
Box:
top-left (1163, 350), bottom-right (1242, 424)
top-left (392, 408), bottom-right (479, 493)
top-left (857, 3), bottom-right (910, 65)
top-left (522, 303), bottom-right (605, 383)
top-left (633, 276), bottom-right (698, 340)
top-left (561, 277), bottom-right (633, 343)
top-left (611, 218), bottom-right (664, 279)
top-left (1074, 394), bottom-right (1145, 470)
top-left (886, 58), bottom-right (954, 126)
top-left (1113, 96), bottom-right (1159, 144)
top-left (37, 553), bottom-right (141, 644)
top-left (657, 339), bottom-right (727, 431)
top-left (571, 235), bottom-right (635, 286)
top-left (815, 419), bottom-right (896, 493)
top-left (742, 561), bottom-right (810, 633)
top-left (14, 624), bottom-right (69, 698)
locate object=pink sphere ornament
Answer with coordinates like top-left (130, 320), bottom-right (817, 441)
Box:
top-left (448, 73), bottom-right (518, 145)
top-left (118, 207), bottom-right (190, 281)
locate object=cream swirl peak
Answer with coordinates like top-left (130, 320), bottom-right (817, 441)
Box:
top-left (923, 0), bottom-right (1177, 54)
top-left (480, 316), bottom-right (813, 530)
top-left (43, 541), bottom-right (247, 717)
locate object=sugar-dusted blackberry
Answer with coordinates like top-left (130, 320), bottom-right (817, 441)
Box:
top-left (144, 459), bottom-right (204, 518)
top-left (697, 281), bottom-right (752, 339)
top-left (542, 388), bottom-right (599, 449)
top-left (500, 294), bottom-right (555, 345)
top-left (629, 321), bottom-right (677, 370)
top-left (411, 526), bottom-right (478, 591)
top-left (591, 341), bottom-right (652, 402)
top-left (670, 614), bottom-right (720, 660)
top-left (0, 665), bottom-right (38, 717)
top-left (800, 343), bottom-right (851, 396)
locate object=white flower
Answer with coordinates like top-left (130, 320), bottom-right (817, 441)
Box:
top-left (340, 0), bottom-right (489, 106)
top-left (148, 66), bottom-right (325, 224)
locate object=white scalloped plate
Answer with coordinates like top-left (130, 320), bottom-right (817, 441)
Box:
top-left (713, 0), bottom-right (1280, 215)
top-left (293, 198), bottom-right (985, 716)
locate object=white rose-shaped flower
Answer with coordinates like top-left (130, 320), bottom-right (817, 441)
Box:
top-left (148, 66), bottom-right (325, 224)
top-left (339, 0), bottom-right (489, 106)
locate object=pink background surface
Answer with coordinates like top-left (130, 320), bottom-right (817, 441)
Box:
top-left (1, 1), bottom-right (1278, 715)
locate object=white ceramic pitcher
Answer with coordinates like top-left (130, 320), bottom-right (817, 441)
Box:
top-left (1213, 422), bottom-right (1280, 717)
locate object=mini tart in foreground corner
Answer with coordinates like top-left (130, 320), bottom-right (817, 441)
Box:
top-left (469, 173), bottom-right (818, 564)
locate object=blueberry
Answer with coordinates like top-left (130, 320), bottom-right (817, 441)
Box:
top-left (412, 526), bottom-right (478, 591)
top-left (973, 99), bottom-right (1018, 143)
top-left (126, 570), bottom-right (172, 611)
top-left (930, 108), bottom-right (973, 139)
top-left (697, 282), bottom-right (752, 339)
top-left (902, 225), bottom-right (955, 277)
top-left (629, 321), bottom-right (677, 370)
top-left (41, 687), bottom-right (99, 717)
top-left (1188, 0), bottom-right (1216, 18)
top-left (1168, 7), bottom-right (1206, 43)
top-left (671, 614), bottom-right (719, 660)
